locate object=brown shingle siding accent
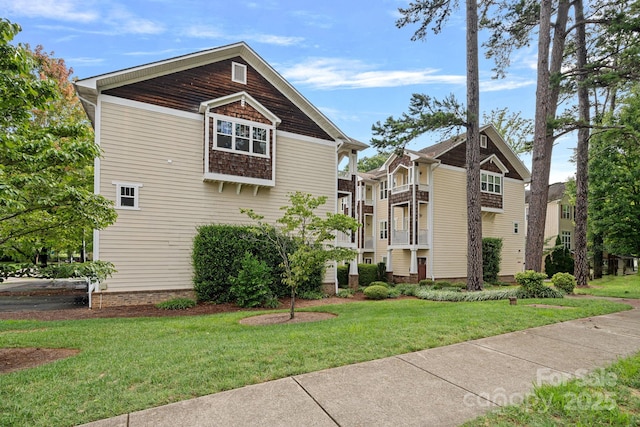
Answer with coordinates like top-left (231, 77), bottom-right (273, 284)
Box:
top-left (103, 57), bottom-right (332, 141)
top-left (207, 115), bottom-right (273, 180)
top-left (212, 101), bottom-right (272, 125)
top-left (481, 192), bottom-right (503, 209)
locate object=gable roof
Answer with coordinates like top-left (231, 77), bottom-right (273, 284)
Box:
top-left (74, 42), bottom-right (366, 150)
top-left (525, 182), bottom-right (567, 204)
top-left (419, 124), bottom-right (531, 182)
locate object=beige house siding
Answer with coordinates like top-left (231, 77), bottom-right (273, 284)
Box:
top-left (431, 166), bottom-right (526, 279)
top-left (431, 166), bottom-right (468, 278)
top-left (375, 182), bottom-right (389, 263)
top-left (98, 98), bottom-right (337, 292)
top-left (482, 178), bottom-right (526, 276)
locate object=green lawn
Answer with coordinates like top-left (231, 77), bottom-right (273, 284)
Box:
top-left (576, 273), bottom-right (640, 299)
top-left (0, 298), bottom-right (631, 426)
top-left (463, 351), bottom-right (640, 426)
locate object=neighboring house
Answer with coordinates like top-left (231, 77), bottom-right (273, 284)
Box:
top-left (356, 125), bottom-right (530, 283)
top-left (74, 42), bottom-right (366, 306)
top-left (524, 182), bottom-right (575, 252)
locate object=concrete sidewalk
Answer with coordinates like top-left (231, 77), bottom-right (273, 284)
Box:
top-left (81, 302), bottom-right (640, 427)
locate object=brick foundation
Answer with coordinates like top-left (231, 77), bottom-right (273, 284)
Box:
top-left (321, 282), bottom-right (337, 296)
top-left (348, 274), bottom-right (359, 290)
top-left (90, 289), bottom-right (196, 308)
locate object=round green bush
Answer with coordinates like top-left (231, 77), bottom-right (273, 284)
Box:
top-left (418, 279), bottom-right (434, 287)
top-left (551, 272), bottom-right (576, 294)
top-left (363, 285), bottom-right (389, 300)
top-left (368, 281), bottom-right (391, 288)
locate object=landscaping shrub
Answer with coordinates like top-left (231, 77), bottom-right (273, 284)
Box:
top-left (395, 283), bottom-right (419, 296)
top-left (358, 263), bottom-right (379, 287)
top-left (156, 298), bottom-right (197, 310)
top-left (298, 290), bottom-right (325, 300)
top-left (193, 225), bottom-right (305, 302)
top-left (418, 279), bottom-right (435, 287)
top-left (415, 288), bottom-right (520, 302)
top-left (387, 287), bottom-right (401, 298)
top-left (336, 288), bottom-right (354, 298)
top-left (551, 272), bottom-right (576, 294)
top-left (368, 281), bottom-right (391, 288)
top-left (377, 261), bottom-right (387, 281)
top-left (515, 270), bottom-right (563, 298)
top-left (432, 281), bottom-right (465, 290)
top-left (37, 261), bottom-right (116, 282)
top-left (337, 264), bottom-right (349, 287)
top-left (545, 236), bottom-right (575, 277)
top-left (229, 253), bottom-right (275, 308)
top-left (483, 237), bottom-right (503, 284)
top-left (363, 285), bottom-right (389, 299)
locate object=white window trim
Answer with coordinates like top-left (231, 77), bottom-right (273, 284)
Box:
top-left (380, 180), bottom-right (388, 200)
top-left (112, 181), bottom-right (143, 210)
top-left (379, 220), bottom-right (388, 240)
top-left (211, 114), bottom-right (271, 158)
top-left (561, 230), bottom-right (572, 249)
top-left (480, 134), bottom-right (487, 148)
top-left (231, 62), bottom-right (247, 84)
top-left (480, 171), bottom-right (503, 195)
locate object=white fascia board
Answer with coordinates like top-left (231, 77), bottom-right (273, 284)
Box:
top-left (199, 91), bottom-right (281, 125)
top-left (203, 173), bottom-right (275, 187)
top-left (481, 154), bottom-right (509, 174)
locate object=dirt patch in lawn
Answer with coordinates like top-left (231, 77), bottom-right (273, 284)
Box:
top-left (240, 311), bottom-right (337, 325)
top-left (0, 348), bottom-right (80, 374)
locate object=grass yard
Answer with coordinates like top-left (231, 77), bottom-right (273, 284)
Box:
top-left (0, 297), bottom-right (631, 426)
top-left (463, 350), bottom-right (640, 426)
top-left (576, 273), bottom-right (640, 299)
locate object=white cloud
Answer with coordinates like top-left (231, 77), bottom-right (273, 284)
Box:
top-left (290, 10), bottom-right (334, 29)
top-left (1, 0), bottom-right (98, 23)
top-left (68, 57), bottom-right (105, 66)
top-left (480, 77), bottom-right (536, 92)
top-left (182, 25), bottom-right (303, 46)
top-left (104, 5), bottom-right (165, 35)
top-left (281, 58), bottom-right (465, 89)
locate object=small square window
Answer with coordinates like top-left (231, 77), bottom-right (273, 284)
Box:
top-left (513, 222), bottom-right (520, 234)
top-left (232, 62), bottom-right (247, 84)
top-left (113, 182), bottom-right (143, 210)
top-left (480, 135), bottom-right (487, 148)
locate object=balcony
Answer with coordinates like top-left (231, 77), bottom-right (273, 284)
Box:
top-left (338, 170), bottom-right (351, 179)
top-left (363, 236), bottom-right (374, 250)
top-left (336, 231), bottom-right (354, 246)
top-left (390, 229), bottom-right (430, 246)
top-left (391, 229), bottom-right (409, 245)
top-left (391, 184), bottom-right (411, 194)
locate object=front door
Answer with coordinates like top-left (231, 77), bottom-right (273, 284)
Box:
top-left (418, 257), bottom-right (427, 280)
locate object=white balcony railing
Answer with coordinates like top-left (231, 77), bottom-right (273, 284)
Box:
top-left (336, 231), bottom-right (352, 244)
top-left (363, 237), bottom-right (374, 250)
top-left (418, 229), bottom-right (429, 245)
top-left (391, 229), bottom-right (409, 245)
top-left (391, 184), bottom-right (410, 194)
top-left (364, 198), bottom-right (374, 206)
top-left (338, 170), bottom-right (351, 179)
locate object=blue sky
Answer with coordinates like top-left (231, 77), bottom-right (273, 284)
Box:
top-left (2, 0), bottom-right (576, 182)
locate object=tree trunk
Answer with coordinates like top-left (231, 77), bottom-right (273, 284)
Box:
top-left (593, 233), bottom-right (603, 279)
top-left (574, 0), bottom-right (590, 287)
top-left (525, 0), bottom-right (570, 272)
top-left (466, 0), bottom-right (483, 290)
top-left (290, 287), bottom-right (295, 320)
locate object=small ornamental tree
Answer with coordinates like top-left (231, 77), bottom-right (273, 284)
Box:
top-left (242, 192), bottom-right (359, 319)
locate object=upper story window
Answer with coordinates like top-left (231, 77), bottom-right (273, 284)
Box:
top-left (481, 172), bottom-right (502, 195)
top-left (380, 180), bottom-right (388, 200)
top-left (561, 204), bottom-right (572, 219)
top-left (113, 181), bottom-right (143, 210)
top-left (480, 134), bottom-right (487, 148)
top-left (215, 117), bottom-right (269, 157)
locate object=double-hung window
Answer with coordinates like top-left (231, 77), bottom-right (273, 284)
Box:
top-left (113, 182), bottom-right (143, 210)
top-left (380, 180), bottom-right (388, 200)
top-left (215, 117), bottom-right (269, 156)
top-left (379, 220), bottom-right (388, 239)
top-left (480, 172), bottom-right (502, 195)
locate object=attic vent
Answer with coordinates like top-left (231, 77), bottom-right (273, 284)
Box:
top-left (480, 134), bottom-right (487, 148)
top-left (232, 62), bottom-right (247, 84)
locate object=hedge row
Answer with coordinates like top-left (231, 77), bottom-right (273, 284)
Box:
top-left (192, 224), bottom-right (323, 303)
top-left (337, 262), bottom-right (385, 287)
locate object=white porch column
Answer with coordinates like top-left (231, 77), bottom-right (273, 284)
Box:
top-left (410, 249), bottom-right (418, 275)
top-left (386, 249), bottom-right (393, 272)
top-left (348, 257), bottom-right (359, 289)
